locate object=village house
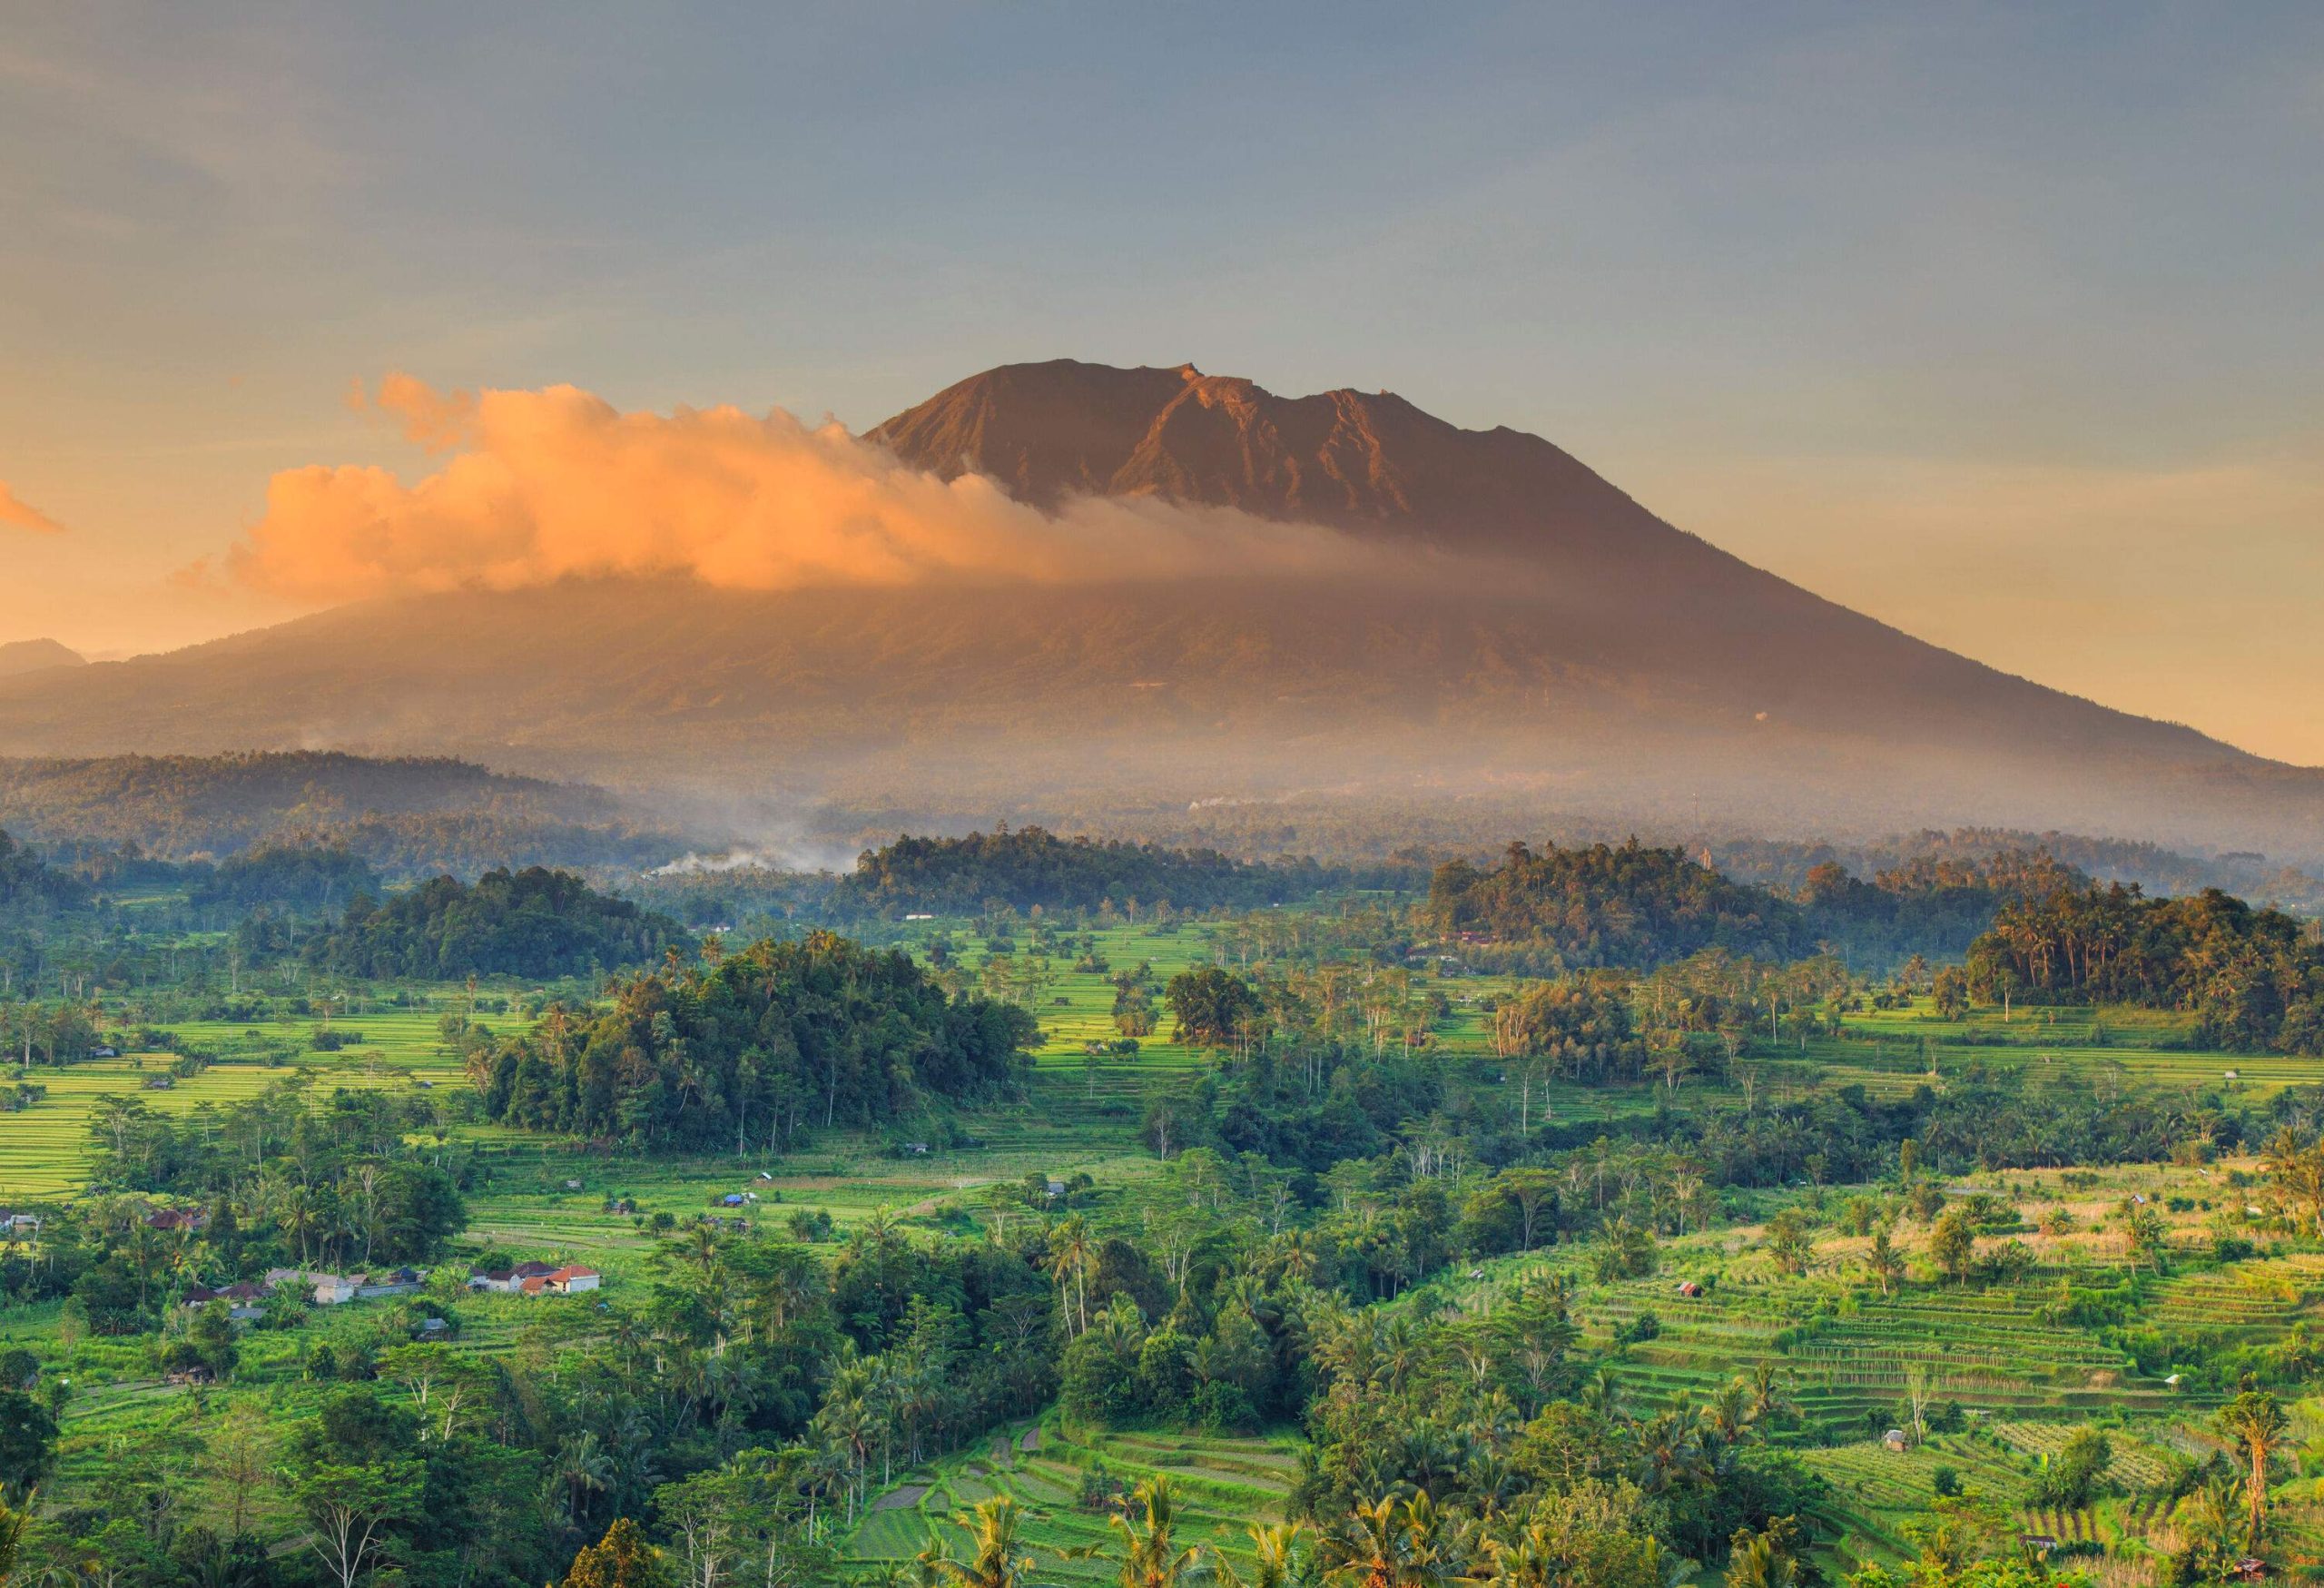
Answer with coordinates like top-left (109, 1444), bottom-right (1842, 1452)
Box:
top-left (469, 1260), bottom-right (560, 1293)
top-left (517, 1265), bottom-right (602, 1297)
top-left (1883, 1429), bottom-right (1909, 1453)
top-left (265, 1268), bottom-right (360, 1305)
top-left (145, 1208), bottom-right (208, 1233)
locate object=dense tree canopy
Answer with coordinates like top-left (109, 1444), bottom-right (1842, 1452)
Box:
top-left (1797, 849), bottom-right (2088, 967)
top-left (1430, 840), bottom-right (1797, 972)
top-left (0, 828), bottom-right (84, 916)
top-left (190, 845), bottom-right (384, 913)
top-left (482, 930), bottom-right (1038, 1149)
top-left (302, 867), bottom-right (690, 981)
top-left (840, 826), bottom-right (1332, 915)
top-left (1965, 882), bottom-right (2324, 1052)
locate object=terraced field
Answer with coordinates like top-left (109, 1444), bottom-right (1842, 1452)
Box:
top-left (0, 1009), bottom-right (479, 1197)
top-left (840, 1420), bottom-right (1301, 1578)
top-left (1782, 996), bottom-right (2316, 1102)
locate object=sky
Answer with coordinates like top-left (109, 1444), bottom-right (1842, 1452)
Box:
top-left (2, 3), bottom-right (2320, 760)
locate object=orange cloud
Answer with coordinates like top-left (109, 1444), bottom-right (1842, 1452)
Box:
top-left (0, 481), bottom-right (66, 535)
top-left (226, 379), bottom-right (1383, 601)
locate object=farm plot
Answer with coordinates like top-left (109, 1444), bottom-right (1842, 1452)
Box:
top-left (840, 1420), bottom-right (1298, 1578)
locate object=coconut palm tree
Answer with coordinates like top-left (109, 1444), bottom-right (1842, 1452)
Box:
top-left (2178, 1475), bottom-right (2247, 1582)
top-left (2217, 1389), bottom-right (2290, 1548)
top-left (1049, 1216), bottom-right (1095, 1336)
top-left (1105, 1478), bottom-right (1205, 1588)
top-left (1320, 1497), bottom-right (1404, 1588)
top-left (1236, 1523), bottom-right (1315, 1588)
top-left (1722, 1523), bottom-right (1800, 1588)
top-left (921, 1497), bottom-right (1036, 1588)
top-left (1703, 1383), bottom-right (1752, 1448)
top-left (556, 1430), bottom-right (615, 1528)
top-left (1744, 1363), bottom-right (1792, 1425)
top-left (1318, 1495), bottom-right (1449, 1588)
top-left (1457, 1523), bottom-right (1557, 1588)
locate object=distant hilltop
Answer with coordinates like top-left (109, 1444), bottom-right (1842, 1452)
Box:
top-left (0, 638), bottom-right (85, 679)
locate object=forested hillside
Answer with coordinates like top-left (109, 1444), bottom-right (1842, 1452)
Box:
top-left (297, 867), bottom-right (691, 981)
top-left (479, 930), bottom-right (1036, 1148)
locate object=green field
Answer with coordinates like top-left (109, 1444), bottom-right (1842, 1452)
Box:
top-left (5, 923), bottom-right (2311, 1216)
top-left (839, 1419), bottom-right (1300, 1580)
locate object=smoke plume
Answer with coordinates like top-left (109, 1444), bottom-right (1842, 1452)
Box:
top-left (226, 377), bottom-right (1383, 601)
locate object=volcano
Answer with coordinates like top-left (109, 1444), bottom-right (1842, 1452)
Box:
top-left (0, 360), bottom-right (2313, 857)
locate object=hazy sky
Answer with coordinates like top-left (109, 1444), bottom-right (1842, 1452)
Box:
top-left (4, 4), bottom-right (2320, 760)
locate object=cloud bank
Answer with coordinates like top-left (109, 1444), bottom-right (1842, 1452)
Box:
top-left (226, 377), bottom-right (1382, 601)
top-left (0, 481), bottom-right (66, 535)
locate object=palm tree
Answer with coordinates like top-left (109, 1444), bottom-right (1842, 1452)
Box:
top-left (2217, 1389), bottom-right (2290, 1548)
top-left (681, 1218), bottom-right (724, 1280)
top-left (2180, 1475), bottom-right (2247, 1582)
top-left (1704, 1383), bottom-right (1752, 1447)
top-left (1633, 1406), bottom-right (1707, 1498)
top-left (1458, 1523), bottom-right (1557, 1588)
top-left (1744, 1363), bottom-right (1791, 1425)
top-left (1577, 1368), bottom-right (1626, 1425)
top-left (1318, 1495), bottom-right (1448, 1588)
top-left (1722, 1523), bottom-right (1799, 1588)
top-left (921, 1497), bottom-right (1036, 1588)
top-left (1104, 1478), bottom-right (1204, 1588)
top-left (1236, 1523), bottom-right (1314, 1588)
top-left (1319, 1496), bottom-right (1407, 1588)
top-left (1050, 1216), bottom-right (1095, 1336)
top-left (556, 1429), bottom-right (615, 1528)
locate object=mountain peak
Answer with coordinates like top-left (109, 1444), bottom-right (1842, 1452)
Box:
top-left (868, 359), bottom-right (1640, 555)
